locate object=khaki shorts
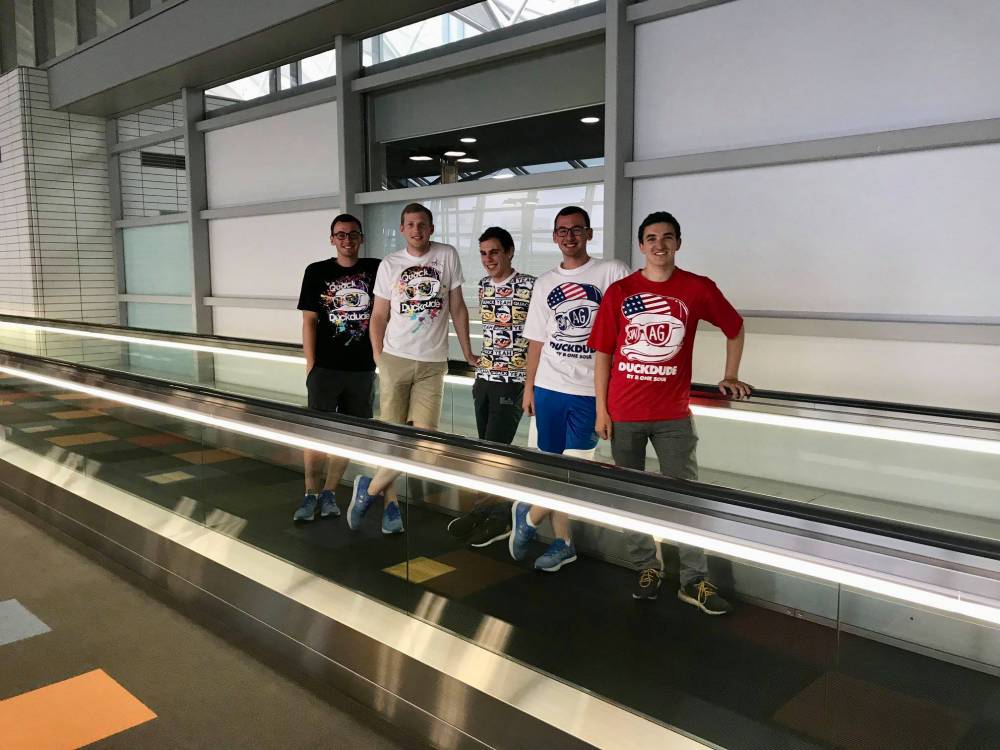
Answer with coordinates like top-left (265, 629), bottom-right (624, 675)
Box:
top-left (378, 352), bottom-right (447, 429)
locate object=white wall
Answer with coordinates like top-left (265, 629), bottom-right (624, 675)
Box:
top-left (205, 101), bottom-right (339, 207)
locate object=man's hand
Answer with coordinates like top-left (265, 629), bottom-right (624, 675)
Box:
top-left (522, 387), bottom-right (535, 417)
top-left (466, 352), bottom-right (479, 368)
top-left (718, 378), bottom-right (752, 399)
top-left (305, 360), bottom-right (315, 376)
top-left (595, 409), bottom-right (613, 441)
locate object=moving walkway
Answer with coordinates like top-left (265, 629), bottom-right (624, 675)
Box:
top-left (1, 314), bottom-right (999, 749)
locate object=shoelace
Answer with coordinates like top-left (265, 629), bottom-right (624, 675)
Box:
top-left (695, 580), bottom-right (718, 603)
top-left (638, 569), bottom-right (659, 588)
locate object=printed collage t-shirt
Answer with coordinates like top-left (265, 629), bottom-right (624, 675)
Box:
top-left (524, 258), bottom-right (629, 397)
top-left (297, 257), bottom-right (380, 372)
top-left (476, 271), bottom-right (535, 383)
top-left (373, 241), bottom-right (464, 363)
top-left (588, 268), bottom-right (743, 422)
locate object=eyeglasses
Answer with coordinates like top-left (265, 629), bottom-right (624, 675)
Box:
top-left (555, 305), bottom-right (593, 331)
top-left (332, 292), bottom-right (363, 308)
top-left (554, 226), bottom-right (588, 238)
top-left (332, 231), bottom-right (363, 242)
top-left (625, 321), bottom-right (681, 346)
top-left (404, 281), bottom-right (437, 299)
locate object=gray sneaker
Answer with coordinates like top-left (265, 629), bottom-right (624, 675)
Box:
top-left (318, 489), bottom-right (340, 518)
top-left (293, 493), bottom-right (318, 522)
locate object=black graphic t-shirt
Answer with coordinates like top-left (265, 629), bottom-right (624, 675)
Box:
top-left (297, 257), bottom-right (380, 371)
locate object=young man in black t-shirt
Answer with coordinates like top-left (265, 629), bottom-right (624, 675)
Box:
top-left (293, 214), bottom-right (379, 522)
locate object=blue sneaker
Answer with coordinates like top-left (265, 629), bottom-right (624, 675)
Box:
top-left (348, 476), bottom-right (382, 530)
top-left (534, 539), bottom-right (577, 572)
top-left (508, 502), bottom-right (536, 561)
top-left (381, 502), bottom-right (404, 534)
top-left (318, 489), bottom-right (340, 519)
top-left (293, 493), bottom-right (318, 522)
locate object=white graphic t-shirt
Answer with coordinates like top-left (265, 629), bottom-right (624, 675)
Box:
top-left (524, 258), bottom-right (629, 396)
top-left (477, 271), bottom-right (535, 383)
top-left (374, 242), bottom-right (464, 362)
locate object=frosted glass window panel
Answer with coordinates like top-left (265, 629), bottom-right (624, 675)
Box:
top-left (634, 0), bottom-right (1000, 159)
top-left (126, 302), bottom-right (193, 333)
top-left (212, 307), bottom-right (301, 344)
top-left (205, 102), bottom-right (339, 207)
top-left (300, 49), bottom-right (336, 84)
top-left (123, 223), bottom-right (192, 296)
top-left (119, 138), bottom-right (187, 218)
top-left (205, 71), bottom-right (271, 105)
top-left (631, 145), bottom-right (1000, 317)
top-left (208, 210), bottom-right (338, 298)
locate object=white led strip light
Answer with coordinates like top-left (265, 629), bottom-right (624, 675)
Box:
top-left (2, 318), bottom-right (998, 454)
top-left (3, 362), bottom-right (1000, 626)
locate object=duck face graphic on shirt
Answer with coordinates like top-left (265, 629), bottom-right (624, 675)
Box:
top-left (547, 282), bottom-right (602, 344)
top-left (321, 274), bottom-right (373, 340)
top-left (396, 265), bottom-right (444, 329)
top-left (620, 293), bottom-right (688, 363)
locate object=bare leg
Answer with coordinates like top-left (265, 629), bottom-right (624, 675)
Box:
top-left (322, 455), bottom-right (349, 491)
top-left (303, 449), bottom-right (325, 492)
top-left (550, 511), bottom-right (572, 542)
top-left (528, 506), bottom-right (551, 526)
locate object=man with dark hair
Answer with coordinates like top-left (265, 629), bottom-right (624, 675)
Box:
top-left (348, 202), bottom-right (478, 534)
top-left (293, 213), bottom-right (379, 522)
top-left (589, 210), bottom-right (751, 614)
top-left (448, 226), bottom-right (536, 547)
top-left (508, 205), bottom-right (629, 572)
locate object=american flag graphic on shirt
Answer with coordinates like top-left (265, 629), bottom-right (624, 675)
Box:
top-left (622, 293), bottom-right (680, 318)
top-left (547, 282), bottom-right (596, 308)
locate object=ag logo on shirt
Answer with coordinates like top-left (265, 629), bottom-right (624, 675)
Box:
top-left (621, 293), bottom-right (688, 363)
top-left (547, 282), bottom-right (603, 344)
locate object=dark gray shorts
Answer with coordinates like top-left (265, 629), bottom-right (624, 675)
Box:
top-left (306, 367), bottom-right (376, 419)
top-left (610, 416), bottom-right (698, 479)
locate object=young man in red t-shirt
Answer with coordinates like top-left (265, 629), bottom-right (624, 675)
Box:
top-left (588, 211), bottom-right (752, 614)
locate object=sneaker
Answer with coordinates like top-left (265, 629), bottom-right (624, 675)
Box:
top-left (381, 502), bottom-right (404, 534)
top-left (348, 476), bottom-right (382, 530)
top-left (467, 515), bottom-right (511, 548)
top-left (534, 539), bottom-right (577, 572)
top-left (508, 502), bottom-right (536, 561)
top-left (678, 579), bottom-right (734, 615)
top-left (318, 489), bottom-right (340, 519)
top-left (633, 568), bottom-right (662, 600)
top-left (293, 493), bottom-right (318, 522)
top-left (447, 507), bottom-right (487, 539)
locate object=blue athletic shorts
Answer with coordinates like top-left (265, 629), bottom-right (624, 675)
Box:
top-left (533, 386), bottom-right (598, 455)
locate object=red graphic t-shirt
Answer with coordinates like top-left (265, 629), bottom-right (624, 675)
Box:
top-left (588, 269), bottom-right (743, 422)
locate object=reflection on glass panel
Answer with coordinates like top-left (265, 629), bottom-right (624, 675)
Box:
top-left (205, 71), bottom-right (272, 109)
top-left (375, 105), bottom-right (603, 189)
top-left (78, 0), bottom-right (129, 42)
top-left (126, 301), bottom-right (193, 333)
top-left (207, 50), bottom-right (336, 111)
top-left (299, 49), bottom-right (336, 84)
top-left (119, 138), bottom-right (187, 218)
top-left (123, 223), bottom-right (192, 296)
top-left (362, 0), bottom-right (599, 65)
top-left (116, 98), bottom-right (182, 142)
top-left (34, 0), bottom-right (76, 61)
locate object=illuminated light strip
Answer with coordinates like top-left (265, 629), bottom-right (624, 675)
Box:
top-left (690, 404), bottom-right (1000, 456)
top-left (0, 320), bottom-right (303, 364)
top-left (3, 318), bottom-right (997, 455)
top-left (3, 362), bottom-right (1000, 627)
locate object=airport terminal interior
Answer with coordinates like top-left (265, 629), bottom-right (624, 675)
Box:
top-left (1, 1), bottom-right (1000, 748)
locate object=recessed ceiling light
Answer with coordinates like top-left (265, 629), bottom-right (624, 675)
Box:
top-left (492, 173), bottom-right (514, 179)
top-left (580, 116), bottom-right (600, 124)
top-left (444, 150), bottom-right (466, 157)
top-left (456, 157), bottom-right (479, 164)
top-left (409, 155), bottom-right (433, 161)
top-left (460, 137), bottom-right (477, 144)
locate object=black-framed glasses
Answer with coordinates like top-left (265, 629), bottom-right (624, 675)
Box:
top-left (332, 231), bottom-right (364, 242)
top-left (554, 226), bottom-right (588, 238)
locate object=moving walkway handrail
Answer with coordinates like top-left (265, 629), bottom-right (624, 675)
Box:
top-left (3, 312), bottom-right (999, 424)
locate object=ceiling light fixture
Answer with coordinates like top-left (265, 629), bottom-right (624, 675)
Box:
top-left (580, 116), bottom-right (600, 124)
top-left (492, 173), bottom-right (514, 179)
top-left (409, 155), bottom-right (433, 161)
top-left (456, 157), bottom-right (479, 164)
top-left (443, 150), bottom-right (466, 157)
top-left (460, 137), bottom-right (477, 144)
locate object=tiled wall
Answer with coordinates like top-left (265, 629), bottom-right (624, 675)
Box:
top-left (0, 68), bottom-right (36, 317)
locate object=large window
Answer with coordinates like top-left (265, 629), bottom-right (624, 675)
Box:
top-left (362, 0), bottom-right (599, 66)
top-left (205, 49), bottom-right (337, 112)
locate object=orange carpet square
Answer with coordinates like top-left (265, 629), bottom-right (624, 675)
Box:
top-left (52, 393), bottom-right (92, 401)
top-left (50, 410), bottom-right (104, 420)
top-left (128, 434), bottom-right (188, 448)
top-left (0, 669), bottom-right (156, 749)
top-left (47, 432), bottom-right (116, 447)
top-left (173, 449), bottom-right (240, 465)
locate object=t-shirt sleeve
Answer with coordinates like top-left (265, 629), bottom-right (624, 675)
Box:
top-left (608, 260), bottom-right (629, 285)
top-left (373, 258), bottom-right (392, 300)
top-left (588, 285), bottom-right (619, 354)
top-left (523, 279), bottom-right (549, 343)
top-left (296, 265), bottom-right (319, 313)
top-left (701, 280), bottom-right (744, 339)
top-left (449, 247), bottom-right (464, 290)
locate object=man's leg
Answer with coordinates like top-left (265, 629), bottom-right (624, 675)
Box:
top-left (524, 386), bottom-right (566, 527)
top-left (297, 367), bottom-right (345, 521)
top-left (610, 420), bottom-right (661, 569)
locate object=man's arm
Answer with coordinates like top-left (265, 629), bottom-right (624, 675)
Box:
top-left (522, 340), bottom-right (543, 416)
top-left (718, 325), bottom-right (752, 399)
top-left (301, 311), bottom-right (318, 373)
top-left (370, 296), bottom-right (390, 364)
top-left (594, 351), bottom-right (613, 440)
top-left (449, 287), bottom-right (477, 367)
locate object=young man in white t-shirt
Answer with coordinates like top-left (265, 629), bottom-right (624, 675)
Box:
top-left (347, 202), bottom-right (477, 534)
top-left (508, 206), bottom-right (629, 571)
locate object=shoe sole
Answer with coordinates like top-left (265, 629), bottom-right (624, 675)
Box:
top-left (346, 476), bottom-right (364, 530)
top-left (320, 509), bottom-right (341, 519)
top-left (381, 527), bottom-right (404, 535)
top-left (469, 530), bottom-right (511, 548)
top-left (446, 516), bottom-right (476, 539)
top-left (508, 502), bottom-right (527, 561)
top-left (677, 590), bottom-right (729, 615)
top-left (535, 554), bottom-right (577, 572)
top-left (632, 592), bottom-right (659, 600)
top-left (292, 514), bottom-right (316, 523)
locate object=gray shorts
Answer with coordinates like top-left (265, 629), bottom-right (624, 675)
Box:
top-left (306, 367), bottom-right (376, 418)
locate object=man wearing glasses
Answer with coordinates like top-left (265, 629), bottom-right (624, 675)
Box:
top-left (294, 214), bottom-right (380, 522)
top-left (508, 205), bottom-right (628, 572)
top-left (589, 211), bottom-right (752, 614)
top-left (348, 202), bottom-right (477, 534)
